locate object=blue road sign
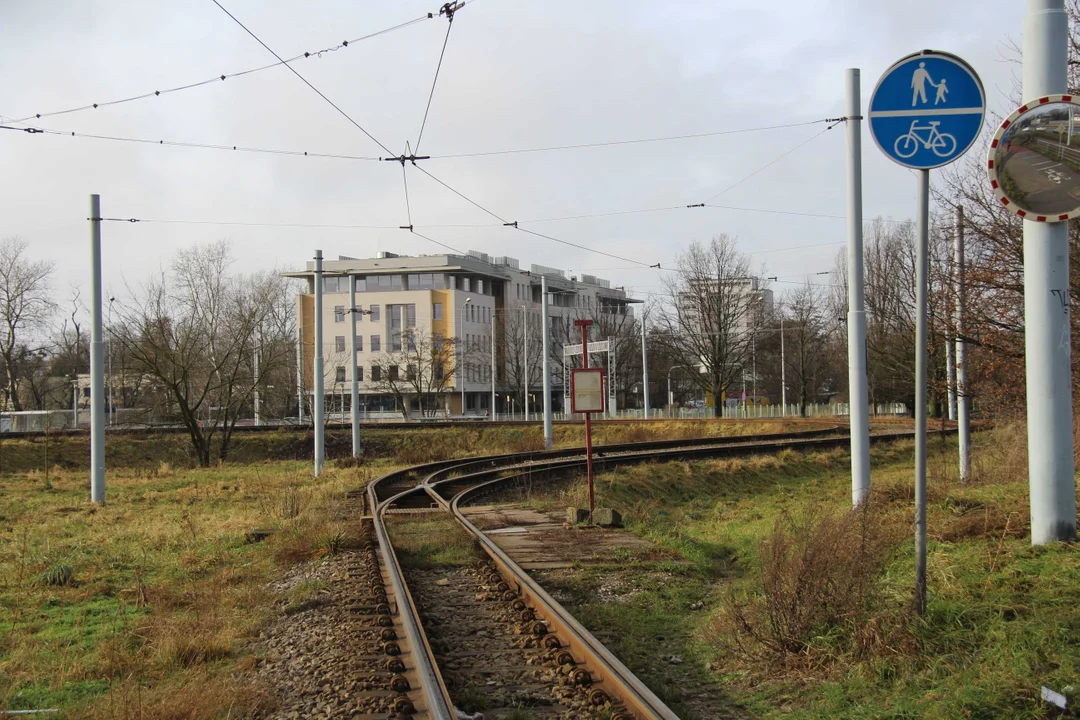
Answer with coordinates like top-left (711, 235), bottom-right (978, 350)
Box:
top-left (869, 51), bottom-right (985, 169)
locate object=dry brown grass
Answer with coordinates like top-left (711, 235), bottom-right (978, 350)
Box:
top-left (710, 501), bottom-right (909, 664)
top-left (85, 668), bottom-right (276, 720)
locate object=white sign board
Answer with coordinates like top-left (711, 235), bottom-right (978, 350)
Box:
top-left (571, 368), bottom-right (605, 413)
top-left (563, 341), bottom-right (610, 357)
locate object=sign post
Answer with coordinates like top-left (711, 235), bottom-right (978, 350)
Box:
top-left (572, 319), bottom-right (604, 520)
top-left (869, 50), bottom-right (984, 614)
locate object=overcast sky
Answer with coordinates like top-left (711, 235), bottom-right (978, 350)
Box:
top-left (1, 0), bottom-right (1025, 310)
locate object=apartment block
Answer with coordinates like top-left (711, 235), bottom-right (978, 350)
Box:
top-left (287, 251), bottom-right (637, 416)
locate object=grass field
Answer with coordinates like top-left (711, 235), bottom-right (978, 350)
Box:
top-left (0, 457), bottom-right (392, 717)
top-left (0, 418), bottom-right (822, 717)
top-left (523, 423), bottom-right (1080, 719)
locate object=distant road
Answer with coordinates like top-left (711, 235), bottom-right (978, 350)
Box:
top-left (999, 141), bottom-right (1080, 214)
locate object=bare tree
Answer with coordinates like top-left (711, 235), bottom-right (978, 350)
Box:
top-left (371, 329), bottom-right (461, 418)
top-left (658, 235), bottom-right (763, 417)
top-left (782, 284), bottom-right (831, 416)
top-left (113, 241), bottom-right (291, 465)
top-left (0, 237), bottom-right (55, 411)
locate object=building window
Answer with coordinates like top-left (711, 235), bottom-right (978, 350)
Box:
top-left (370, 304), bottom-right (380, 321)
top-left (335, 336), bottom-right (345, 352)
top-left (357, 334), bottom-right (363, 351)
top-left (435, 363), bottom-right (444, 382)
top-left (390, 275), bottom-right (403, 291)
top-left (357, 366), bottom-right (364, 382)
top-left (371, 365), bottom-right (382, 382)
top-left (389, 365), bottom-right (399, 381)
top-left (334, 306), bottom-right (345, 322)
top-left (434, 333), bottom-right (444, 351)
top-left (462, 277), bottom-right (471, 292)
top-left (406, 304), bottom-right (416, 328)
top-left (409, 273), bottom-right (434, 290)
top-left (433, 302), bottom-right (443, 320)
top-left (391, 333), bottom-right (402, 352)
top-left (355, 276), bottom-right (366, 292)
top-left (390, 305), bottom-right (402, 331)
top-left (335, 366), bottom-right (346, 383)
top-left (407, 364), bottom-right (417, 381)
top-left (476, 279), bottom-right (484, 294)
top-left (371, 335), bottom-right (381, 352)
top-left (407, 333), bottom-right (416, 352)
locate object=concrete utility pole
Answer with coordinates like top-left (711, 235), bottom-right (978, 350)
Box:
top-left (1023, 0), bottom-right (1076, 543)
top-left (914, 170), bottom-right (930, 615)
top-left (461, 297), bottom-right (471, 416)
top-left (89, 195), bottom-right (105, 504)
top-left (946, 332), bottom-right (957, 421)
top-left (640, 308), bottom-right (650, 419)
top-left (253, 325), bottom-right (261, 426)
top-left (780, 316), bottom-right (787, 416)
top-left (296, 327), bottom-right (304, 423)
top-left (845, 68), bottom-right (872, 507)
top-left (541, 277), bottom-right (553, 449)
top-left (523, 304), bottom-right (529, 421)
top-left (349, 276), bottom-right (361, 457)
top-left (313, 250), bottom-right (325, 477)
top-left (955, 204), bottom-right (971, 482)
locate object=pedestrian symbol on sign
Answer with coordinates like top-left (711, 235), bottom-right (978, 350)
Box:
top-left (911, 62), bottom-right (949, 106)
top-left (869, 50), bottom-right (985, 169)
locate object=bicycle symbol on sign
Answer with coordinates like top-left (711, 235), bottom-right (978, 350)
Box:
top-left (893, 120), bottom-right (958, 159)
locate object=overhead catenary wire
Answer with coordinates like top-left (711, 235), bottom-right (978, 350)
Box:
top-left (414, 4), bottom-right (459, 154)
top-left (211, 0), bottom-right (395, 156)
top-left (701, 124), bottom-right (836, 203)
top-left (0, 122), bottom-right (382, 161)
top-left (426, 119), bottom-right (834, 159)
top-left (8, 12), bottom-right (434, 124)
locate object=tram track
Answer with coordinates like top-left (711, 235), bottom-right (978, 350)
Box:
top-left (361, 426), bottom-right (928, 720)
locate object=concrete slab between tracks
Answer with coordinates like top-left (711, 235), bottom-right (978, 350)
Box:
top-left (461, 503), bottom-right (656, 570)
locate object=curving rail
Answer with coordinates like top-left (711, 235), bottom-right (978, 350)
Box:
top-left (364, 426), bottom-right (932, 720)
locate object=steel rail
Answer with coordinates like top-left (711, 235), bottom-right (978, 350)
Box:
top-left (368, 472), bottom-right (457, 720)
top-left (367, 427), bottom-right (940, 720)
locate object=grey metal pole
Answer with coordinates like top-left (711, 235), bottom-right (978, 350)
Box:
top-left (955, 205), bottom-right (971, 482)
top-left (107, 299), bottom-right (114, 427)
top-left (296, 326), bottom-right (304, 423)
top-left (640, 309), bottom-right (650, 419)
top-left (253, 325), bottom-right (261, 426)
top-left (313, 250), bottom-right (325, 477)
top-left (945, 332), bottom-right (956, 421)
top-left (1024, 0), bottom-right (1076, 544)
top-left (461, 298), bottom-right (470, 416)
top-left (914, 170), bottom-right (930, 615)
top-left (845, 68), bottom-right (872, 506)
top-left (490, 312), bottom-right (496, 422)
top-left (780, 316), bottom-right (787, 416)
top-left (523, 305), bottom-right (529, 421)
top-left (542, 277), bottom-right (553, 448)
top-left (89, 195), bottom-right (105, 504)
top-left (349, 277), bottom-right (360, 457)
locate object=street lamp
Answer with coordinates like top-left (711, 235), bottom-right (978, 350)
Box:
top-left (461, 297), bottom-right (471, 416)
top-left (107, 297), bottom-right (115, 426)
top-left (667, 364), bottom-right (697, 415)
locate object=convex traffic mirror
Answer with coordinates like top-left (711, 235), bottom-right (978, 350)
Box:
top-left (989, 95), bottom-right (1080, 221)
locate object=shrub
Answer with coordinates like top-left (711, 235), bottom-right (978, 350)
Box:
top-left (37, 562), bottom-right (75, 587)
top-left (717, 502), bottom-right (903, 660)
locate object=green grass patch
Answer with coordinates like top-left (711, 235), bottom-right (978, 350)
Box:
top-left (386, 514), bottom-right (483, 568)
top-left (0, 459), bottom-right (388, 716)
top-left (524, 426), bottom-right (1080, 719)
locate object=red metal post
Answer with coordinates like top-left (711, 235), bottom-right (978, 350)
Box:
top-left (577, 320), bottom-right (595, 520)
